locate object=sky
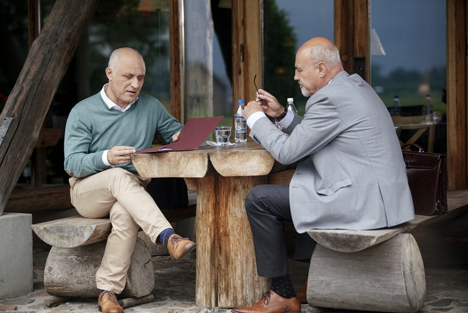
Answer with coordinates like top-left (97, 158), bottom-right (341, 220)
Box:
top-left (274, 0), bottom-right (446, 76)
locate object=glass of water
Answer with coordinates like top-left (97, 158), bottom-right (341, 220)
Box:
top-left (214, 126), bottom-right (231, 145)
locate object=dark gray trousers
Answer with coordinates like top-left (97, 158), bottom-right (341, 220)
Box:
top-left (245, 184), bottom-right (316, 278)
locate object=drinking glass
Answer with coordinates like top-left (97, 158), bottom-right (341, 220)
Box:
top-left (214, 126), bottom-right (231, 145)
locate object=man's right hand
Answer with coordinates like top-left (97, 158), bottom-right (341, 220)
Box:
top-left (107, 146), bottom-right (136, 165)
top-left (256, 89), bottom-right (284, 118)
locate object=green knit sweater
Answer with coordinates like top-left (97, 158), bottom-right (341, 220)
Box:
top-left (64, 92), bottom-right (183, 178)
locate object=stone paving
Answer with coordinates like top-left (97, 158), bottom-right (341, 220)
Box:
top-left (1, 215), bottom-right (467, 313)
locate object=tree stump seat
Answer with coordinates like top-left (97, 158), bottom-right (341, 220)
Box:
top-left (305, 190), bottom-right (468, 313)
top-left (306, 221), bottom-right (427, 313)
top-left (31, 191), bottom-right (197, 298)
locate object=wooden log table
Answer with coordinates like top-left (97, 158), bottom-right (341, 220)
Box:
top-left (131, 141), bottom-right (286, 308)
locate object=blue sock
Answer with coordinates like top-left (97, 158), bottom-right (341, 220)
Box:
top-left (159, 228), bottom-right (175, 247)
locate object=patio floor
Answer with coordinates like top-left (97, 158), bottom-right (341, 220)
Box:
top-left (1, 214), bottom-right (467, 313)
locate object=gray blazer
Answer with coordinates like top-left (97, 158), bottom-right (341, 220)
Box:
top-left (250, 71), bottom-right (414, 232)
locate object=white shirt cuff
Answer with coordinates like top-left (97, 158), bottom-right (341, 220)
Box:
top-left (276, 110), bottom-right (294, 129)
top-left (102, 150), bottom-right (113, 167)
top-left (247, 111), bottom-right (267, 129)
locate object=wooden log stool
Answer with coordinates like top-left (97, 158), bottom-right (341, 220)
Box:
top-left (32, 217), bottom-right (154, 298)
top-left (306, 223), bottom-right (426, 313)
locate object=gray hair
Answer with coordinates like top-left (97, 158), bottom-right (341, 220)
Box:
top-left (309, 44), bottom-right (342, 68)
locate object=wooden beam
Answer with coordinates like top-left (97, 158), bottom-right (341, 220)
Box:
top-left (28, 0), bottom-right (41, 48)
top-left (232, 0), bottom-right (245, 111)
top-left (353, 0), bottom-right (370, 82)
top-left (0, 0), bottom-right (100, 215)
top-left (169, 0), bottom-right (183, 122)
top-left (334, 0), bottom-right (370, 82)
top-left (232, 0), bottom-right (262, 125)
top-left (446, 0), bottom-right (467, 190)
top-left (334, 0), bottom-right (353, 73)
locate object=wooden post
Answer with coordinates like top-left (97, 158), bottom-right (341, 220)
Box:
top-left (446, 0), bottom-right (467, 190)
top-left (334, 0), bottom-right (370, 82)
top-left (195, 173), bottom-right (270, 308)
top-left (169, 0), bottom-right (183, 122)
top-left (0, 0), bottom-right (100, 215)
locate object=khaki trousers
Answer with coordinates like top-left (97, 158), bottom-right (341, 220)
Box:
top-left (69, 168), bottom-right (172, 293)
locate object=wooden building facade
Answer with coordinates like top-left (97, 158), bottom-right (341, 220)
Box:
top-left (0, 0), bottom-right (467, 215)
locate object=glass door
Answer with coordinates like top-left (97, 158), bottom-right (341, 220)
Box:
top-left (263, 0), bottom-right (334, 114)
top-left (370, 0), bottom-right (446, 154)
top-left (182, 0), bottom-right (233, 127)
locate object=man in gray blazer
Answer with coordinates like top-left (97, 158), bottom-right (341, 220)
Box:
top-left (233, 37), bottom-right (414, 313)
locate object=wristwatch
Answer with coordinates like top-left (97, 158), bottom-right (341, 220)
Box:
top-left (276, 108), bottom-right (288, 121)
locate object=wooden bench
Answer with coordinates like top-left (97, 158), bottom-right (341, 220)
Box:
top-left (31, 190), bottom-right (197, 299)
top-left (304, 190), bottom-right (468, 313)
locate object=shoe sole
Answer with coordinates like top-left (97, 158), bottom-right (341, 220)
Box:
top-left (175, 243), bottom-right (196, 260)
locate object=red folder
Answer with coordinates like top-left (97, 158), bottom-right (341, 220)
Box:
top-left (134, 116), bottom-right (224, 154)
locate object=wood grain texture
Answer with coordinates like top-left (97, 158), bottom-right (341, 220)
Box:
top-left (308, 233), bottom-right (425, 312)
top-left (132, 141), bottom-right (277, 178)
top-left (195, 176), bottom-right (218, 307)
top-left (5, 184), bottom-right (72, 213)
top-left (132, 141), bottom-right (283, 307)
top-left (195, 174), bottom-right (270, 308)
top-left (0, 0), bottom-right (100, 215)
top-left (44, 238), bottom-right (154, 298)
top-left (307, 190), bottom-right (468, 253)
top-left (216, 176), bottom-right (270, 308)
top-left (32, 216), bottom-right (111, 248)
top-left (446, 0), bottom-right (467, 190)
top-left (209, 147), bottom-right (274, 177)
top-left (33, 128), bottom-right (62, 149)
top-left (132, 150), bottom-right (210, 178)
top-left (169, 0), bottom-right (182, 122)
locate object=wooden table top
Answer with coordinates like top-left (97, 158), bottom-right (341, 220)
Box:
top-left (131, 140), bottom-right (289, 178)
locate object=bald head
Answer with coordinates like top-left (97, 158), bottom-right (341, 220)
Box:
top-left (108, 47), bottom-right (146, 74)
top-left (300, 37), bottom-right (342, 70)
top-left (105, 47), bottom-right (146, 108)
top-left (294, 37), bottom-right (343, 97)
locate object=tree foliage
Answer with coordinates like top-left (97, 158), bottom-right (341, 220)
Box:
top-left (263, 0), bottom-right (301, 107)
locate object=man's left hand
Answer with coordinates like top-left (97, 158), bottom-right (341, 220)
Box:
top-left (172, 131), bottom-right (181, 142)
top-left (243, 101), bottom-right (263, 120)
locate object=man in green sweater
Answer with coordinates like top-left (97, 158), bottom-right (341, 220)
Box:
top-left (64, 47), bottom-right (196, 313)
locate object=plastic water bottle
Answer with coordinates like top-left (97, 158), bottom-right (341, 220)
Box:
top-left (424, 94), bottom-right (433, 115)
top-left (287, 98), bottom-right (298, 114)
top-left (392, 95), bottom-right (401, 115)
top-left (235, 99), bottom-right (247, 143)
top-left (423, 94), bottom-right (433, 123)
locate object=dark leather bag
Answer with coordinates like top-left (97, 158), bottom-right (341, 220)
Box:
top-left (402, 144), bottom-right (448, 215)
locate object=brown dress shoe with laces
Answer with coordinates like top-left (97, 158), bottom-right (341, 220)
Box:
top-left (296, 280), bottom-right (308, 304)
top-left (167, 234), bottom-right (196, 260)
top-left (98, 290), bottom-right (124, 313)
top-left (232, 290), bottom-right (301, 313)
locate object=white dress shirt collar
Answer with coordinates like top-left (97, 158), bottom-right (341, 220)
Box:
top-left (100, 84), bottom-right (137, 112)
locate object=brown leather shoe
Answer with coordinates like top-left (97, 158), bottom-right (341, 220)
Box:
top-left (296, 280), bottom-right (308, 304)
top-left (232, 290), bottom-right (301, 313)
top-left (98, 290), bottom-right (124, 313)
top-left (167, 234), bottom-right (196, 260)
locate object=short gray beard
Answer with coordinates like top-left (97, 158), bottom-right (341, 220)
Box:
top-left (300, 85), bottom-right (311, 97)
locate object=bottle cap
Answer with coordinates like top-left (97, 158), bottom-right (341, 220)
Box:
top-left (287, 98), bottom-right (293, 102)
top-left (238, 99), bottom-right (244, 104)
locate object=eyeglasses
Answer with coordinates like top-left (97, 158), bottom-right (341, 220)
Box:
top-left (254, 74), bottom-right (259, 93)
top-left (254, 75), bottom-right (263, 104)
